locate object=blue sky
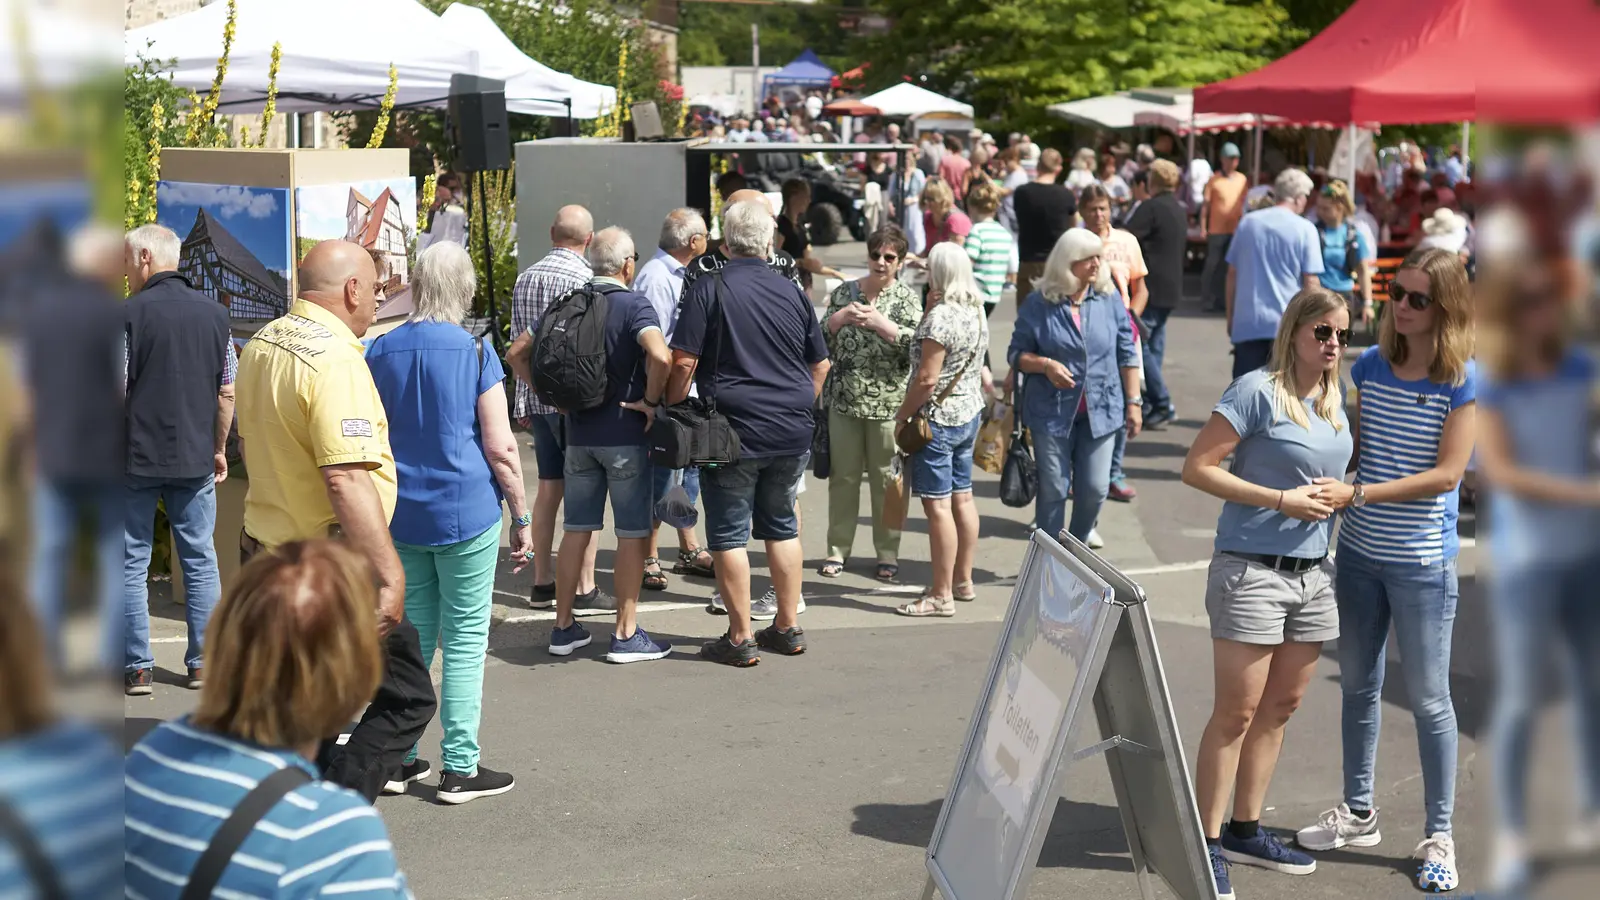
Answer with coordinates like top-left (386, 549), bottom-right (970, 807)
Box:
top-left (155, 181), bottom-right (292, 276)
top-left (296, 177), bottom-right (418, 243)
top-left (0, 181), bottom-right (89, 252)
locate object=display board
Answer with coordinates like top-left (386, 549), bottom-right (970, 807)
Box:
top-left (924, 531), bottom-right (1119, 900)
top-left (920, 531), bottom-right (1216, 900)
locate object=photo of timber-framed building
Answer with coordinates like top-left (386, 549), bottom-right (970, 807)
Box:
top-left (179, 208), bottom-right (291, 320)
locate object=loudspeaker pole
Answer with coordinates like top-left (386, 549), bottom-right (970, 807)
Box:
top-left (476, 169), bottom-right (504, 356)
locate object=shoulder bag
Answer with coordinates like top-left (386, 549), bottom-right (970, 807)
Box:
top-left (646, 271), bottom-right (742, 469)
top-left (999, 372), bottom-right (1039, 508)
top-left (896, 349), bottom-right (975, 456)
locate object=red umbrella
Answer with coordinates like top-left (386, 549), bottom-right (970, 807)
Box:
top-left (823, 99), bottom-right (881, 116)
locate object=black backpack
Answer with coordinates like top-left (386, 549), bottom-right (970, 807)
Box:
top-left (531, 284), bottom-right (611, 412)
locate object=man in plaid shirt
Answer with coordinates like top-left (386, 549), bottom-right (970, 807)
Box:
top-left (508, 205), bottom-right (610, 608)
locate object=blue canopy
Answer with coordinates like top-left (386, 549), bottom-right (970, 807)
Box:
top-left (763, 49), bottom-right (835, 92)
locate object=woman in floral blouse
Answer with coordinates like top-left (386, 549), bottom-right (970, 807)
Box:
top-left (819, 226), bottom-right (923, 581)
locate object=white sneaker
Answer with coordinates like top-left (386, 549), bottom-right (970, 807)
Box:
top-left (1414, 832), bottom-right (1460, 893)
top-left (1488, 832), bottom-right (1528, 892)
top-left (1296, 803), bottom-right (1382, 851)
top-left (1086, 528), bottom-right (1105, 550)
top-left (749, 589), bottom-right (807, 620)
top-left (709, 588), bottom-right (806, 619)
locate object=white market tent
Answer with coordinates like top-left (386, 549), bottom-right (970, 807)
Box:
top-left (859, 83), bottom-right (974, 119)
top-left (126, 0), bottom-right (614, 120)
top-left (125, 0), bottom-right (479, 112)
top-left (1046, 91), bottom-right (1178, 130)
top-left (436, 4), bottom-right (614, 119)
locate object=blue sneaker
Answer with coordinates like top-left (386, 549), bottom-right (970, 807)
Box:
top-left (1208, 843), bottom-right (1235, 900)
top-left (605, 627), bottom-right (672, 664)
top-left (1221, 825), bottom-right (1317, 875)
top-left (548, 622), bottom-right (592, 656)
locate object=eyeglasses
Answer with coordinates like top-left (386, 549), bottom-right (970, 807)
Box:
top-left (1389, 283), bottom-right (1433, 310)
top-left (869, 252), bottom-right (900, 263)
top-left (1312, 324), bottom-right (1352, 346)
top-left (628, 253), bottom-right (640, 262)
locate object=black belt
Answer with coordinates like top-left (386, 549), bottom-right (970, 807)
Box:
top-left (1227, 551), bottom-right (1326, 574)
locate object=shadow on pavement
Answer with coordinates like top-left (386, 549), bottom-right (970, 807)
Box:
top-left (849, 797), bottom-right (1139, 874)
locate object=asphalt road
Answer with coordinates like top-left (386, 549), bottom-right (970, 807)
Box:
top-left (128, 243), bottom-right (1598, 899)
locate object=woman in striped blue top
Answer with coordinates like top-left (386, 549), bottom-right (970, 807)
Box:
top-left (126, 541), bottom-right (413, 899)
top-left (1293, 249), bottom-right (1476, 893)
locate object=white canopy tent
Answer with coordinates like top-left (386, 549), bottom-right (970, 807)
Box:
top-left (436, 4), bottom-right (614, 119)
top-left (124, 0), bottom-right (480, 113)
top-left (1046, 92), bottom-right (1177, 130)
top-left (3, 5), bottom-right (122, 105)
top-left (859, 83), bottom-right (974, 119)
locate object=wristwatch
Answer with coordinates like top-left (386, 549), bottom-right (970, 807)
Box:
top-left (1126, 395), bottom-right (1144, 408)
top-left (1351, 482), bottom-right (1367, 508)
top-left (513, 513), bottom-right (532, 527)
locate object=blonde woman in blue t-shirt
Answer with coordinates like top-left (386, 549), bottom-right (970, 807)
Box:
top-left (1181, 287), bottom-right (1353, 899)
top-left (1293, 248), bottom-right (1476, 892)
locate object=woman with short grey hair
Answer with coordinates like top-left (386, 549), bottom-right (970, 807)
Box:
top-left (364, 241), bottom-right (532, 803)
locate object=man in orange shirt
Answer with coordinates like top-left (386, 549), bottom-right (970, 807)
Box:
top-left (1200, 142), bottom-right (1249, 312)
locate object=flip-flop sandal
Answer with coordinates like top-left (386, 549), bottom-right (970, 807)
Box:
top-left (818, 560), bottom-right (845, 578)
top-left (642, 557), bottom-right (668, 591)
top-left (876, 563), bottom-right (899, 582)
top-left (674, 547), bottom-right (715, 578)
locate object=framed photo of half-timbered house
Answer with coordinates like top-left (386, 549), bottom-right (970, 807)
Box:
top-left (156, 181), bottom-right (293, 320)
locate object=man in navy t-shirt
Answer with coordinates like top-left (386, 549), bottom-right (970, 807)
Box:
top-left (669, 199), bottom-right (830, 667)
top-left (548, 227), bottom-right (675, 666)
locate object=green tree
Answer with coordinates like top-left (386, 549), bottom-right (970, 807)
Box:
top-left (678, 1), bottom-right (863, 72)
top-left (857, 0), bottom-right (1294, 135)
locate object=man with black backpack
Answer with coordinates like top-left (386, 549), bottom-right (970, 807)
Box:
top-left (668, 200), bottom-right (831, 668)
top-left (531, 227), bottom-right (675, 664)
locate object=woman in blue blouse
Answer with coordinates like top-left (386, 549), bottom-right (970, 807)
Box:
top-left (365, 243), bottom-right (534, 805)
top-left (1292, 249), bottom-right (1476, 892)
top-left (1472, 257), bottom-right (1600, 895)
top-left (1007, 227), bottom-right (1142, 544)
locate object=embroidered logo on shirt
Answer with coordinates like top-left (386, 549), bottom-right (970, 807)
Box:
top-left (341, 419), bottom-right (373, 438)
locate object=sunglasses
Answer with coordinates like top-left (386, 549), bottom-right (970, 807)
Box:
top-left (1312, 324), bottom-right (1352, 346)
top-left (869, 252), bottom-right (900, 263)
top-left (1389, 283), bottom-right (1433, 310)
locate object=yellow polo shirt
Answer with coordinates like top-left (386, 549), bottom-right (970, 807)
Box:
top-left (236, 299), bottom-right (396, 547)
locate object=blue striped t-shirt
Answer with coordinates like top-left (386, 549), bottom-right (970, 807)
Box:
top-left (125, 717), bottom-right (413, 900)
top-left (1340, 347), bottom-right (1477, 565)
top-left (0, 721), bottom-right (123, 900)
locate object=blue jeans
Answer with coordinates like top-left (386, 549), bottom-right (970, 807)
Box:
top-left (701, 454), bottom-right (807, 551)
top-left (1335, 548), bottom-right (1460, 836)
top-left (1139, 306), bottom-right (1173, 412)
top-left (563, 445), bottom-right (654, 539)
top-left (910, 416), bottom-right (981, 500)
top-left (1033, 413), bottom-right (1115, 542)
top-left (124, 474), bottom-right (220, 672)
top-left (32, 479), bottom-right (122, 670)
top-left (1202, 233), bottom-right (1232, 308)
top-left (1232, 339), bottom-right (1274, 379)
top-left (1487, 555), bottom-right (1600, 831)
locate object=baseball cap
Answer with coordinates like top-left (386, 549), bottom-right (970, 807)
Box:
top-left (1221, 142), bottom-right (1241, 159)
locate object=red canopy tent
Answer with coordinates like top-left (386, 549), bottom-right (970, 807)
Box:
top-left (1193, 0), bottom-right (1600, 124)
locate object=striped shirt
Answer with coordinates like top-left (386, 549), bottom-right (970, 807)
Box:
top-left (1340, 347), bottom-right (1477, 565)
top-left (510, 247), bottom-right (592, 417)
top-left (125, 717), bottom-right (413, 900)
top-left (0, 721), bottom-right (123, 900)
top-left (965, 220), bottom-right (1017, 304)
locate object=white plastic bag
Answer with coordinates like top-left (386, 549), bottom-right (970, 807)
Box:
top-left (654, 469), bottom-right (699, 531)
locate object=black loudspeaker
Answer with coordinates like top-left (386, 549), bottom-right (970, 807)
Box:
top-left (449, 74), bottom-right (510, 171)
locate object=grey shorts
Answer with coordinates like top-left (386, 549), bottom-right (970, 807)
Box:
top-left (1204, 552), bottom-right (1340, 645)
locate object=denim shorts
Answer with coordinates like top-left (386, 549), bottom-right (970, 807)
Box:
top-left (700, 453), bottom-right (808, 551)
top-left (911, 415), bottom-right (981, 500)
top-left (527, 412), bottom-right (566, 482)
top-left (563, 445), bottom-right (654, 539)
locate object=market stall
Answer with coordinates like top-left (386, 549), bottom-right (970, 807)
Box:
top-left (438, 3), bottom-right (616, 119)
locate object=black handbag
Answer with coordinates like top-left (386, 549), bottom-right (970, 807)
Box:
top-left (999, 373), bottom-right (1038, 508)
top-left (647, 271), bottom-right (743, 469)
top-left (811, 396), bottom-right (831, 478)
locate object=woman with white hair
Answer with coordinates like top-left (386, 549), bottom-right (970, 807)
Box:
top-left (1065, 147), bottom-right (1100, 193)
top-left (1008, 228), bottom-right (1142, 547)
top-left (893, 244), bottom-right (990, 617)
top-left (364, 242), bottom-right (533, 803)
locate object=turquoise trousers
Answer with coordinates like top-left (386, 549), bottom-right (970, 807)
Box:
top-left (397, 523), bottom-right (499, 775)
